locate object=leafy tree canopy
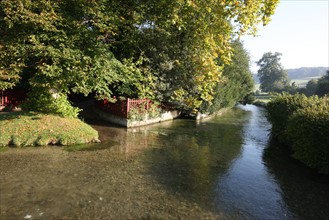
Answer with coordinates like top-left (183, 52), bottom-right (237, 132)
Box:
top-left (256, 52), bottom-right (289, 93)
top-left (305, 79), bottom-right (319, 96)
top-left (315, 70), bottom-right (329, 97)
top-left (0, 0), bottom-right (280, 114)
top-left (0, 0), bottom-right (132, 98)
top-left (110, 0), bottom-right (279, 110)
top-left (202, 40), bottom-right (254, 113)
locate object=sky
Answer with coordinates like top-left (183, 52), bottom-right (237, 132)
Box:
top-left (241, 0), bottom-right (329, 73)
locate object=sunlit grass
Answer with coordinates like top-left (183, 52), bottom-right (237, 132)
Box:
top-left (0, 112), bottom-right (99, 147)
top-left (253, 93), bottom-right (272, 106)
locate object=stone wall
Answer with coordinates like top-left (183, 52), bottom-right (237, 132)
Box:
top-left (94, 108), bottom-right (180, 128)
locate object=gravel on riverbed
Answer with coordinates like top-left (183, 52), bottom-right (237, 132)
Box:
top-left (0, 144), bottom-right (224, 219)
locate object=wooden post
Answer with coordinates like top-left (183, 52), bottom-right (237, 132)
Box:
top-left (127, 98), bottom-right (130, 115)
top-left (4, 91), bottom-right (8, 106)
top-left (0, 91), bottom-right (3, 106)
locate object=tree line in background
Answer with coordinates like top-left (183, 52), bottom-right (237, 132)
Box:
top-left (258, 53), bottom-right (329, 174)
top-left (301, 72), bottom-right (329, 97)
top-left (256, 52), bottom-right (329, 97)
top-left (0, 0), bottom-right (279, 117)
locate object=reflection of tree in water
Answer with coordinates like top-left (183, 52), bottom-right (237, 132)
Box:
top-left (263, 139), bottom-right (329, 220)
top-left (144, 110), bottom-right (249, 208)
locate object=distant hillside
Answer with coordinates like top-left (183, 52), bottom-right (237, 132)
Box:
top-left (287, 67), bottom-right (328, 80)
top-left (253, 67), bottom-right (328, 83)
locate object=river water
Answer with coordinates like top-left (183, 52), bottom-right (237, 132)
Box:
top-left (1, 104), bottom-right (328, 219)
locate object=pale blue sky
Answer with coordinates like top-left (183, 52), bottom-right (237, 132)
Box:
top-left (242, 0), bottom-right (329, 72)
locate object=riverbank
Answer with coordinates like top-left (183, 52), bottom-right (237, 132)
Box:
top-left (253, 93), bottom-right (272, 107)
top-left (94, 107), bottom-right (180, 128)
top-left (0, 111), bottom-right (99, 148)
top-left (0, 106), bottom-right (248, 219)
top-left (1, 105), bottom-right (328, 219)
top-left (253, 100), bottom-right (268, 107)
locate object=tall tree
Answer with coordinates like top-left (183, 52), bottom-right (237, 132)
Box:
top-left (0, 0), bottom-right (280, 115)
top-left (315, 70), bottom-right (329, 97)
top-left (305, 79), bottom-right (318, 96)
top-left (109, 0), bottom-right (280, 110)
top-left (0, 0), bottom-right (131, 116)
top-left (256, 52), bottom-right (289, 92)
top-left (202, 40), bottom-right (254, 113)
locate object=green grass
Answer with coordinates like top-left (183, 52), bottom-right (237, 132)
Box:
top-left (290, 77), bottom-right (321, 88)
top-left (253, 93), bottom-right (272, 107)
top-left (254, 83), bottom-right (261, 91)
top-left (0, 112), bottom-right (99, 148)
top-left (255, 76), bottom-right (322, 90)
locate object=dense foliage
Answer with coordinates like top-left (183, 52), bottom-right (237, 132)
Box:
top-left (0, 0), bottom-right (279, 115)
top-left (266, 93), bottom-right (329, 173)
top-left (202, 40), bottom-right (254, 113)
top-left (257, 52), bottom-right (289, 92)
top-left (21, 89), bottom-right (80, 117)
top-left (315, 71), bottom-right (329, 96)
top-left (295, 70), bottom-right (329, 97)
top-left (0, 0), bottom-right (132, 116)
top-left (267, 93), bottom-right (315, 140)
top-left (286, 102), bottom-right (329, 174)
top-left (305, 79), bottom-right (319, 96)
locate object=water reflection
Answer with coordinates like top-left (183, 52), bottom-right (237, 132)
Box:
top-left (87, 105), bottom-right (329, 219)
top-left (2, 105), bottom-right (328, 219)
top-left (214, 105), bottom-right (294, 219)
top-left (122, 109), bottom-right (248, 213)
top-left (264, 139), bottom-right (329, 220)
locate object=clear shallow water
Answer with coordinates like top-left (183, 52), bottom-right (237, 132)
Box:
top-left (135, 105), bottom-right (294, 219)
top-left (1, 104), bottom-right (328, 219)
top-left (214, 105), bottom-right (293, 219)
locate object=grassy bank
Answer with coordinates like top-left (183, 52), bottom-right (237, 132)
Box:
top-left (0, 112), bottom-right (99, 148)
top-left (253, 93), bottom-right (272, 107)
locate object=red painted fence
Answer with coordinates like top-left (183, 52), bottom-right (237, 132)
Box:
top-left (97, 98), bottom-right (154, 118)
top-left (0, 90), bottom-right (173, 118)
top-left (0, 90), bottom-right (27, 107)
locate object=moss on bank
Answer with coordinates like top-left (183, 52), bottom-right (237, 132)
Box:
top-left (0, 112), bottom-right (99, 148)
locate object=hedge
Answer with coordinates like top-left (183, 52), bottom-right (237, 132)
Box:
top-left (266, 94), bottom-right (329, 174)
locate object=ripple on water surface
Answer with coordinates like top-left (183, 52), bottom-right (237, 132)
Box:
top-left (1, 105), bottom-right (328, 219)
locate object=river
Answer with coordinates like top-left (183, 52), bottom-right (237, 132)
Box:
top-left (0, 104), bottom-right (328, 219)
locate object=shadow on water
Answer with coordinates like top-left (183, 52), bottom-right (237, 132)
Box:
top-left (139, 108), bottom-right (250, 213)
top-left (64, 140), bottom-right (118, 152)
top-left (77, 104), bottom-right (329, 219)
top-left (263, 139), bottom-right (329, 220)
top-left (212, 105), bottom-right (295, 220)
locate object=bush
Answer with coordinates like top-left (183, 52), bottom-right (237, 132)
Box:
top-left (21, 88), bottom-right (80, 118)
top-left (286, 100), bottom-right (329, 174)
top-left (266, 93), bottom-right (319, 141)
top-left (127, 101), bottom-right (161, 121)
top-left (267, 93), bottom-right (329, 173)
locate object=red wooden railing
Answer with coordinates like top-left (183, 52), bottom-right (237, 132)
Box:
top-left (0, 90), bottom-right (27, 107)
top-left (97, 98), bottom-right (154, 118)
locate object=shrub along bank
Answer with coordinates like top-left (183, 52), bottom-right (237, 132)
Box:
top-left (266, 94), bottom-right (329, 174)
top-left (0, 112), bottom-right (99, 148)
